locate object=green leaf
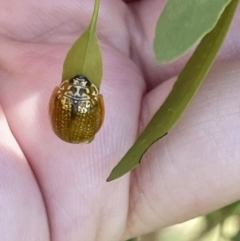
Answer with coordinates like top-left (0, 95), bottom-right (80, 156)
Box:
top-left (205, 200), bottom-right (240, 224)
top-left (231, 233), bottom-right (240, 241)
top-left (154, 0), bottom-right (232, 63)
top-left (196, 201), bottom-right (240, 239)
top-left (62, 0), bottom-right (102, 88)
top-left (107, 0), bottom-right (239, 181)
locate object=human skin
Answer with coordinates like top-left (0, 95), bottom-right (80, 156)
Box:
top-left (0, 0), bottom-right (240, 240)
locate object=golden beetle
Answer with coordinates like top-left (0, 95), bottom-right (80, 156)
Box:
top-left (49, 74), bottom-right (104, 143)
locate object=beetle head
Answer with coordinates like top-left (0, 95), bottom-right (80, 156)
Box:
top-left (69, 75), bottom-right (91, 87)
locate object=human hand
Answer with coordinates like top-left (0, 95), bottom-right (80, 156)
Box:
top-left (0, 1), bottom-right (239, 240)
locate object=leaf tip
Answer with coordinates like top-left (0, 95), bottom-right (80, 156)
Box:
top-left (106, 171), bottom-right (119, 182)
top-left (106, 177), bottom-right (112, 182)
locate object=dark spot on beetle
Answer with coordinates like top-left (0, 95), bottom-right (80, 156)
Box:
top-left (70, 86), bottom-right (77, 94)
top-left (80, 88), bottom-right (87, 96)
top-left (74, 74), bottom-right (87, 79)
top-left (71, 103), bottom-right (78, 118)
top-left (69, 78), bottom-right (74, 84)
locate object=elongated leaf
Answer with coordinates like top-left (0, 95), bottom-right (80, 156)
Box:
top-left (62, 0), bottom-right (102, 88)
top-left (107, 0), bottom-right (239, 181)
top-left (154, 0), bottom-right (231, 63)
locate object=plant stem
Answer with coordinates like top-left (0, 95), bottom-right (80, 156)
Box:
top-left (89, 0), bottom-right (100, 34)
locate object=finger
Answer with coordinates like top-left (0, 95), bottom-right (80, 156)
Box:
top-left (0, 105), bottom-right (49, 241)
top-left (0, 38), bottom-right (145, 241)
top-left (125, 60), bottom-right (240, 238)
top-left (0, 0), bottom-right (131, 55)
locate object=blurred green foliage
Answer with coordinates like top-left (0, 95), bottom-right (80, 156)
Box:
top-left (133, 201), bottom-right (240, 241)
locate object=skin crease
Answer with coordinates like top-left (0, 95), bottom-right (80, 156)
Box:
top-left (0, 0), bottom-right (240, 240)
